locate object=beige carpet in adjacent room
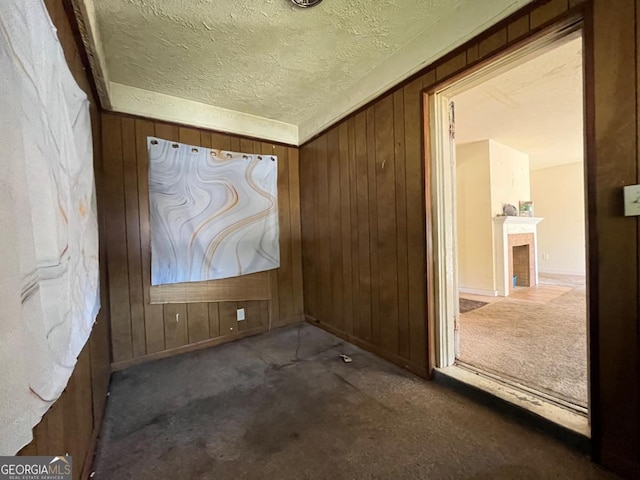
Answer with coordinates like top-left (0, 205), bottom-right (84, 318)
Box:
top-left (458, 275), bottom-right (588, 407)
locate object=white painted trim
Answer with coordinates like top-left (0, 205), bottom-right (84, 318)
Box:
top-left (539, 269), bottom-right (587, 276)
top-left (459, 287), bottom-right (498, 297)
top-left (435, 365), bottom-right (590, 436)
top-left (76, 0), bottom-right (530, 144)
top-left (430, 28), bottom-right (584, 371)
top-left (72, 0), bottom-right (111, 108)
top-left (429, 94), bottom-right (458, 368)
top-left (109, 83), bottom-right (299, 146)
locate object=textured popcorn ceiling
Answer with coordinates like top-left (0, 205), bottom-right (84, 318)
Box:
top-left (454, 36), bottom-right (583, 170)
top-left (93, 0), bottom-right (531, 143)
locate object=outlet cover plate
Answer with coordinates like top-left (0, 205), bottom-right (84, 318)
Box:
top-left (236, 308), bottom-right (245, 321)
top-left (624, 185), bottom-right (640, 216)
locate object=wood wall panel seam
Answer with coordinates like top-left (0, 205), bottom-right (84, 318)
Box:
top-left (288, 147), bottom-right (304, 317)
top-left (348, 117), bottom-right (360, 338)
top-left (103, 113), bottom-right (133, 362)
top-left (121, 116), bottom-right (146, 358)
top-left (327, 128), bottom-right (344, 332)
top-left (393, 88), bottom-right (410, 360)
top-left (366, 107), bottom-right (381, 347)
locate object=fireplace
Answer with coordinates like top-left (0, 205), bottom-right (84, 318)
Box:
top-left (508, 234), bottom-right (535, 291)
top-left (492, 216), bottom-right (543, 296)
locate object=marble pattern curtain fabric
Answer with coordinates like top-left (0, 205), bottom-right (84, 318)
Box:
top-left (148, 137), bottom-right (279, 285)
top-left (0, 0), bottom-right (100, 454)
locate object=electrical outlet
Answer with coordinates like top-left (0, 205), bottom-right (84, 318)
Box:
top-left (543, 253), bottom-right (550, 260)
top-left (236, 308), bottom-right (245, 321)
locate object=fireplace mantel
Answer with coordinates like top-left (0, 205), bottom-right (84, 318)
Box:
top-left (493, 216), bottom-right (544, 296)
top-left (492, 216), bottom-right (544, 226)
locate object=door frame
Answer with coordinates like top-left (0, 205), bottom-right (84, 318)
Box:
top-left (422, 12), bottom-right (591, 409)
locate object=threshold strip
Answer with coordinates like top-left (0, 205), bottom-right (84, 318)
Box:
top-left (434, 364), bottom-right (590, 441)
top-left (455, 360), bottom-right (588, 416)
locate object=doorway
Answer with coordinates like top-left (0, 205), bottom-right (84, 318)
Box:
top-left (426, 26), bottom-right (589, 431)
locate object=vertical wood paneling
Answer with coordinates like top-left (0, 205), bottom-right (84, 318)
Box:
top-left (102, 114), bottom-right (304, 369)
top-left (355, 112), bottom-right (372, 342)
top-left (466, 44), bottom-right (479, 64)
top-left (436, 52), bottom-right (467, 81)
top-left (45, 402), bottom-right (65, 460)
top-left (590, 0), bottom-right (639, 474)
top-left (245, 300), bottom-right (259, 329)
top-left (236, 301), bottom-right (248, 332)
top-left (163, 303), bottom-right (189, 349)
top-left (89, 311), bottom-right (111, 421)
top-left (103, 113), bottom-right (132, 362)
top-left (375, 95), bottom-right (399, 355)
top-left (187, 303), bottom-right (210, 343)
top-left (317, 136), bottom-right (332, 324)
top-left (219, 302), bottom-right (238, 336)
top-left (530, 0), bottom-right (569, 29)
top-left (404, 78), bottom-right (428, 368)
top-left (274, 144), bottom-right (293, 322)
top-left (300, 141), bottom-right (318, 319)
top-left (298, 1), bottom-right (640, 477)
top-left (393, 89), bottom-right (410, 360)
top-left (288, 147), bottom-right (304, 318)
top-left (122, 117), bottom-right (146, 357)
top-left (366, 108), bottom-right (381, 346)
top-left (478, 27), bottom-right (508, 58)
top-left (136, 119), bottom-right (165, 353)
top-left (338, 122), bottom-right (354, 336)
top-left (208, 303), bottom-right (220, 337)
top-left (348, 117), bottom-right (360, 338)
top-left (328, 128), bottom-right (344, 331)
top-left (77, 347), bottom-right (93, 442)
top-left (508, 15), bottom-right (530, 42)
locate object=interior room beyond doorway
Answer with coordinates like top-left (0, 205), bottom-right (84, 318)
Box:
top-left (451, 34), bottom-right (587, 409)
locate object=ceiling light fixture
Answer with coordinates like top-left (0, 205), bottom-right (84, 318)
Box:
top-left (290, 0), bottom-right (323, 8)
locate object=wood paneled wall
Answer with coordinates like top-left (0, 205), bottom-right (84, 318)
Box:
top-left (101, 113), bottom-right (304, 369)
top-left (17, 2), bottom-right (112, 480)
top-left (588, 1), bottom-right (640, 477)
top-left (300, 83), bottom-right (427, 375)
top-left (300, 0), bottom-right (640, 477)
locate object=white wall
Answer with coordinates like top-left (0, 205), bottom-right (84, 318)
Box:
top-left (488, 140), bottom-right (531, 215)
top-left (456, 141), bottom-right (494, 293)
top-left (531, 162), bottom-right (586, 275)
top-left (456, 140), bottom-right (531, 294)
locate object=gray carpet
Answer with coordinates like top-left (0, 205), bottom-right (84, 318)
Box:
top-left (458, 281), bottom-right (587, 406)
top-left (92, 323), bottom-right (613, 479)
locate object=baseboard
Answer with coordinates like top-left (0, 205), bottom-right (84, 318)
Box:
top-left (305, 314), bottom-right (428, 378)
top-left (272, 314), bottom-right (306, 328)
top-left (459, 287), bottom-right (498, 297)
top-left (539, 269), bottom-right (586, 276)
top-left (111, 317), bottom-right (304, 371)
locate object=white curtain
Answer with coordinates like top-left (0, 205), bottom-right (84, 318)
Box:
top-left (0, 0), bottom-right (100, 454)
top-left (148, 137), bottom-right (279, 285)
